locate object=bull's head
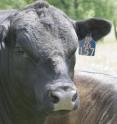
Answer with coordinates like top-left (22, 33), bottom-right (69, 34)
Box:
top-left (0, 1), bottom-right (111, 123)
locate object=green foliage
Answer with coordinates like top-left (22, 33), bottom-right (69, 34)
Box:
top-left (48, 0), bottom-right (117, 21)
top-left (0, 0), bottom-right (117, 22)
top-left (0, 0), bottom-right (32, 9)
top-left (48, 0), bottom-right (74, 17)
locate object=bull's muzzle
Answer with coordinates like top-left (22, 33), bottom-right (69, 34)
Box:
top-left (47, 83), bottom-right (79, 111)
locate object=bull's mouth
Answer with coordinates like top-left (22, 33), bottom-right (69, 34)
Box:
top-left (50, 110), bottom-right (71, 116)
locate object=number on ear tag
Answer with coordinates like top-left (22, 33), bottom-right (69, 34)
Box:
top-left (79, 33), bottom-right (96, 56)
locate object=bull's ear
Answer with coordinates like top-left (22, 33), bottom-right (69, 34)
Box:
top-left (75, 18), bottom-right (111, 41)
top-left (0, 19), bottom-right (10, 48)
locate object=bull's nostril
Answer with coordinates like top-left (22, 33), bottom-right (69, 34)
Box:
top-left (48, 91), bottom-right (59, 104)
top-left (51, 94), bottom-right (59, 104)
top-left (72, 93), bottom-right (78, 101)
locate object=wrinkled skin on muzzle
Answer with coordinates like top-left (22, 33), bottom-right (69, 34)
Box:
top-left (0, 1), bottom-right (111, 124)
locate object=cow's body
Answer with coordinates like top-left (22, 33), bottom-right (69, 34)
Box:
top-left (46, 72), bottom-right (117, 124)
top-left (0, 1), bottom-right (111, 124)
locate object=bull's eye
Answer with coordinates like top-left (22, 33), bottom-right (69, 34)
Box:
top-left (15, 46), bottom-right (25, 55)
top-left (68, 49), bottom-right (76, 59)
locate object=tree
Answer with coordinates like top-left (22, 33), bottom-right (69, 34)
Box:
top-left (0, 0), bottom-right (33, 9)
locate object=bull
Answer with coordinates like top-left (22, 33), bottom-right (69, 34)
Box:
top-left (0, 0), bottom-right (111, 124)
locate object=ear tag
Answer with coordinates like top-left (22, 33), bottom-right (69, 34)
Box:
top-left (79, 33), bottom-right (96, 56)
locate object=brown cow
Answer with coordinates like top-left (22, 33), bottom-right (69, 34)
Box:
top-left (45, 71), bottom-right (117, 124)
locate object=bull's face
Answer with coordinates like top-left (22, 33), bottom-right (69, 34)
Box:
top-left (8, 8), bottom-right (79, 114)
top-left (0, 1), bottom-right (111, 120)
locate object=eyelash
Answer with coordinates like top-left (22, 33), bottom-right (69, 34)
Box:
top-left (68, 49), bottom-right (76, 59)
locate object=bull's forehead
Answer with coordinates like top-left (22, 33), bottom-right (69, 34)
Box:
top-left (13, 5), bottom-right (78, 59)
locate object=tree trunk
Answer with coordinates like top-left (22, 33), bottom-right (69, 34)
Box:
top-left (113, 20), bottom-right (117, 40)
top-left (73, 0), bottom-right (79, 18)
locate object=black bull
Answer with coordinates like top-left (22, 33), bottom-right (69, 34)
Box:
top-left (0, 1), bottom-right (112, 124)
